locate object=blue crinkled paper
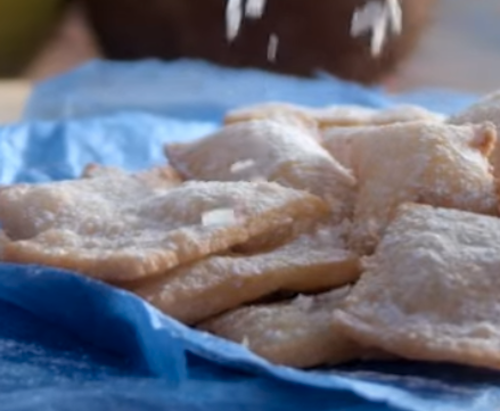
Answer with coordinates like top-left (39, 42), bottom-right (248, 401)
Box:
top-left (0, 59), bottom-right (498, 411)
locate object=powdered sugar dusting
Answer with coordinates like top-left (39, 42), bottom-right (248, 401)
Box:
top-left (343, 121), bottom-right (497, 254)
top-left (164, 119), bottom-right (356, 220)
top-left (0, 178), bottom-right (322, 281)
top-left (335, 204), bottom-right (500, 370)
top-left (134, 221), bottom-right (360, 325)
top-left (200, 286), bottom-right (360, 367)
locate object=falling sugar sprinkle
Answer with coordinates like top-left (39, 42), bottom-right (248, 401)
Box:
top-left (241, 336), bottom-right (250, 348)
top-left (226, 0), bottom-right (244, 42)
top-left (370, 9), bottom-right (388, 56)
top-left (230, 159), bottom-right (256, 173)
top-left (350, 0), bottom-right (402, 57)
top-left (202, 208), bottom-right (238, 226)
top-left (267, 34), bottom-right (279, 62)
top-left (245, 0), bottom-right (267, 19)
top-left (386, 0), bottom-right (402, 34)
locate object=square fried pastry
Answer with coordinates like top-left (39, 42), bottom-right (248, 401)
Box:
top-left (81, 163), bottom-right (183, 190)
top-left (223, 102), bottom-right (320, 134)
top-left (334, 203), bottom-right (500, 371)
top-left (132, 225), bottom-right (361, 325)
top-left (200, 287), bottom-right (363, 368)
top-left (0, 174), bottom-right (328, 282)
top-left (449, 90), bottom-right (500, 178)
top-left (165, 118), bottom-right (356, 221)
top-left (225, 102), bottom-right (444, 130)
top-left (334, 121), bottom-right (498, 254)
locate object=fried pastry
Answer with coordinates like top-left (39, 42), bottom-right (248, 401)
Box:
top-left (200, 287), bottom-right (363, 368)
top-left (132, 228), bottom-right (361, 324)
top-left (321, 126), bottom-right (369, 170)
top-left (342, 121), bottom-right (497, 254)
top-left (449, 91), bottom-right (500, 177)
top-left (225, 102), bottom-right (444, 130)
top-left (334, 203), bottom-right (500, 371)
top-left (165, 118), bottom-right (356, 220)
top-left (0, 177), bottom-right (327, 282)
top-left (223, 102), bottom-right (319, 134)
top-left (81, 163), bottom-right (183, 189)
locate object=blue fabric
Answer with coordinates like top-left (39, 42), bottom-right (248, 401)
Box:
top-left (24, 59), bottom-right (476, 122)
top-left (1, 60), bottom-right (498, 411)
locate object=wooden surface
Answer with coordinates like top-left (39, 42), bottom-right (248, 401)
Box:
top-left (0, 0), bottom-right (499, 124)
top-left (0, 81), bottom-right (31, 124)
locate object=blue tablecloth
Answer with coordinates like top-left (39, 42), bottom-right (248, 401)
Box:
top-left (0, 59), bottom-right (498, 411)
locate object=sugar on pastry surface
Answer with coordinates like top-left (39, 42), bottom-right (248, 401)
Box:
top-left (165, 118), bottom-right (357, 221)
top-left (201, 286), bottom-right (363, 368)
top-left (334, 203), bottom-right (500, 371)
top-left (321, 121), bottom-right (498, 254)
top-left (132, 225), bottom-right (360, 325)
top-left (0, 174), bottom-right (328, 282)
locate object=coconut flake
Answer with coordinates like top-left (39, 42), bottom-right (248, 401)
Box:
top-left (230, 159), bottom-right (256, 173)
top-left (386, 0), bottom-right (402, 34)
top-left (226, 0), bottom-right (244, 42)
top-left (245, 0), bottom-right (267, 19)
top-left (241, 335), bottom-right (250, 347)
top-left (202, 208), bottom-right (238, 226)
top-left (350, 0), bottom-right (402, 57)
top-left (267, 34), bottom-right (279, 62)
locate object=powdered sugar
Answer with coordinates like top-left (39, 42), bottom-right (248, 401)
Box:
top-left (335, 204), bottom-right (500, 371)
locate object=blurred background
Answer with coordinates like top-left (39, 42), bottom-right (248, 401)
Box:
top-left (0, 0), bottom-right (499, 122)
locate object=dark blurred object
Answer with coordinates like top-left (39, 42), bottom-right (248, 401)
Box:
top-left (0, 0), bottom-right (66, 77)
top-left (80, 0), bottom-right (437, 84)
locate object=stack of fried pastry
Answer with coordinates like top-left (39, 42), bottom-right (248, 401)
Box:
top-left (2, 96), bottom-right (500, 371)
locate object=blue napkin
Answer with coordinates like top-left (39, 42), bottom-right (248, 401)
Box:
top-left (24, 59), bottom-right (476, 122)
top-left (1, 60), bottom-right (498, 411)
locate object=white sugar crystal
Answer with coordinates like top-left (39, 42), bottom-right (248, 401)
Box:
top-left (202, 208), bottom-right (237, 226)
top-left (226, 0), bottom-right (244, 42)
top-left (245, 0), bottom-right (267, 19)
top-left (230, 159), bottom-right (256, 173)
top-left (267, 34), bottom-right (279, 62)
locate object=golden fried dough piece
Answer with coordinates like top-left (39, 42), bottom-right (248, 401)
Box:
top-left (225, 102), bottom-right (444, 130)
top-left (165, 119), bottom-right (356, 220)
top-left (224, 102), bottom-right (319, 133)
top-left (200, 287), bottom-right (363, 368)
top-left (371, 105), bottom-right (446, 125)
top-left (132, 228), bottom-right (361, 324)
top-left (0, 178), bottom-right (327, 282)
top-left (344, 121), bottom-right (498, 254)
top-left (81, 163), bottom-right (183, 189)
top-left (334, 203), bottom-right (500, 371)
top-left (224, 102), bottom-right (376, 129)
top-left (321, 126), bottom-right (369, 170)
top-left (449, 91), bottom-right (500, 177)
